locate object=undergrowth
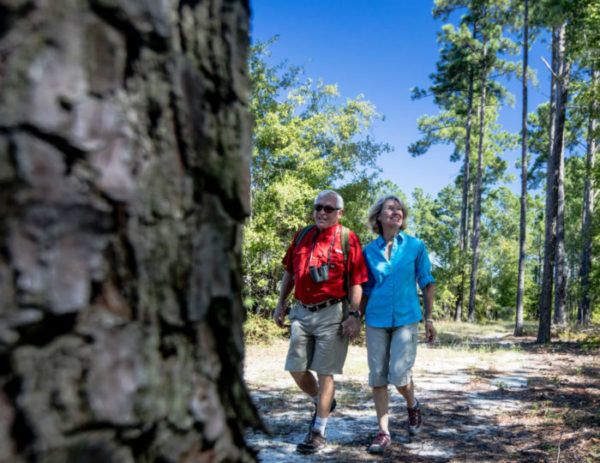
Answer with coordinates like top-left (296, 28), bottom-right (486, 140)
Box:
top-left (244, 312), bottom-right (288, 344)
top-left (244, 314), bottom-right (600, 350)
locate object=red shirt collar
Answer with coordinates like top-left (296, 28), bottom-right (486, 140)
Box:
top-left (314, 223), bottom-right (340, 239)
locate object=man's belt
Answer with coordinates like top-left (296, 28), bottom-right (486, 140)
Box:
top-left (302, 297), bottom-right (345, 312)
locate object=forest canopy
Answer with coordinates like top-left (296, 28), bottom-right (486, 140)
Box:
top-left (244, 0), bottom-right (600, 340)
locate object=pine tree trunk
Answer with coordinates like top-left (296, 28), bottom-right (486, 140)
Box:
top-left (515, 0), bottom-right (529, 337)
top-left (538, 26), bottom-right (561, 344)
top-left (467, 36), bottom-right (487, 324)
top-left (553, 22), bottom-right (570, 327)
top-left (455, 70), bottom-right (475, 322)
top-left (0, 1), bottom-right (260, 461)
top-left (579, 68), bottom-right (597, 325)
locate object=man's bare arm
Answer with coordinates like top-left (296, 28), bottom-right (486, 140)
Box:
top-left (273, 271), bottom-right (294, 328)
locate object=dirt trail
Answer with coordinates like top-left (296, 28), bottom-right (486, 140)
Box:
top-left (244, 331), bottom-right (599, 462)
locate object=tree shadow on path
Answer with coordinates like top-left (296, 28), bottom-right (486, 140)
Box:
top-left (245, 331), bottom-right (600, 462)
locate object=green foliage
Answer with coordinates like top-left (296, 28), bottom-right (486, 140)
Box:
top-left (243, 312), bottom-right (288, 344)
top-left (409, 186), bottom-right (461, 319)
top-left (244, 1), bottom-right (600, 328)
top-left (245, 39), bottom-right (393, 316)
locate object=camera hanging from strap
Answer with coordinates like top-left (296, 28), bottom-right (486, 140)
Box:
top-left (294, 224), bottom-right (350, 289)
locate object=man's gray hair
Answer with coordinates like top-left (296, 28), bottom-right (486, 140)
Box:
top-left (314, 190), bottom-right (344, 209)
top-left (368, 195), bottom-right (408, 234)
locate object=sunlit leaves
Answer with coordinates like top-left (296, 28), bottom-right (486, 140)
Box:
top-left (244, 39), bottom-right (392, 314)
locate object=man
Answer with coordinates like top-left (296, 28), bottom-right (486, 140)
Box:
top-left (273, 190), bottom-right (367, 454)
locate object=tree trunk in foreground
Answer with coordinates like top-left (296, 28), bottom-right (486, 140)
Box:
top-left (0, 0), bottom-right (260, 461)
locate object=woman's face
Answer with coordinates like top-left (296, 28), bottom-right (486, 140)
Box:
top-left (378, 199), bottom-right (403, 230)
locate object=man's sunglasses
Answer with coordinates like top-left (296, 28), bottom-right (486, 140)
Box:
top-left (314, 204), bottom-right (340, 213)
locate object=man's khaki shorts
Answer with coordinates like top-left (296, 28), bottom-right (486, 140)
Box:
top-left (284, 300), bottom-right (348, 375)
top-left (366, 322), bottom-right (419, 387)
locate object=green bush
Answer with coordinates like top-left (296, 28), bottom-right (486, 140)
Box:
top-left (244, 312), bottom-right (289, 345)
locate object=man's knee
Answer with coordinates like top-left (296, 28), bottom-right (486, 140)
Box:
top-left (317, 374), bottom-right (334, 390)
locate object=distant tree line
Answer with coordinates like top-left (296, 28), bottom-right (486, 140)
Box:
top-left (410, 0), bottom-right (599, 342)
top-left (244, 0), bottom-right (600, 343)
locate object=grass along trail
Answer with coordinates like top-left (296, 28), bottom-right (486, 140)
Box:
top-left (243, 321), bottom-right (600, 462)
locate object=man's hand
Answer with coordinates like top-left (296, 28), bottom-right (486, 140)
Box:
top-left (341, 316), bottom-right (361, 341)
top-left (273, 304), bottom-right (286, 328)
top-left (425, 321), bottom-right (437, 344)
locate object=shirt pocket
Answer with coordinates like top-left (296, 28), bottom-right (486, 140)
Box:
top-left (293, 248), bottom-right (311, 277)
top-left (326, 248), bottom-right (345, 281)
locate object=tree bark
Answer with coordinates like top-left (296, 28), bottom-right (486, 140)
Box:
top-left (455, 69), bottom-right (474, 322)
top-left (578, 67), bottom-right (597, 325)
top-left (515, 0), bottom-right (529, 337)
top-left (552, 91), bottom-right (568, 327)
top-left (538, 25), bottom-right (561, 343)
top-left (467, 35), bottom-right (487, 324)
top-left (0, 0), bottom-right (260, 461)
top-left (552, 21), bottom-right (570, 328)
top-left (455, 20), bottom-right (479, 323)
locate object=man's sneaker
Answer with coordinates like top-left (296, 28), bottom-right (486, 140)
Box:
top-left (296, 428), bottom-right (326, 454)
top-left (309, 397), bottom-right (337, 428)
top-left (367, 431), bottom-right (391, 454)
top-left (407, 401), bottom-right (422, 435)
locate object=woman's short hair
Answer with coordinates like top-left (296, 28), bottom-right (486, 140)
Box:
top-left (368, 195), bottom-right (408, 234)
top-left (314, 190), bottom-right (344, 209)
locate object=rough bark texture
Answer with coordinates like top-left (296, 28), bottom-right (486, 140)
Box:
top-left (0, 0), bottom-right (260, 461)
top-left (515, 0), bottom-right (528, 337)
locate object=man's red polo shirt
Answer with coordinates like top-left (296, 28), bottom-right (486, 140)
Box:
top-left (282, 223), bottom-right (368, 305)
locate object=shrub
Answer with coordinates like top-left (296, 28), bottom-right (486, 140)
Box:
top-left (244, 312), bottom-right (289, 345)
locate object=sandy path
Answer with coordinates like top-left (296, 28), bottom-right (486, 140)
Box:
top-left (242, 336), bottom-right (570, 462)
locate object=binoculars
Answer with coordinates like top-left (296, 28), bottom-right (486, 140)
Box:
top-left (309, 264), bottom-right (332, 283)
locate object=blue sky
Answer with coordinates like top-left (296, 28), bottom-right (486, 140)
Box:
top-left (250, 0), bottom-right (550, 199)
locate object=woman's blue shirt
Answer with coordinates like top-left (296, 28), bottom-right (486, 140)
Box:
top-left (362, 232), bottom-right (435, 328)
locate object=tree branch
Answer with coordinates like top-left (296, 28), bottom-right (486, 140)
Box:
top-left (541, 56), bottom-right (557, 78)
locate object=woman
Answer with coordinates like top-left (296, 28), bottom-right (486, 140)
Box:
top-left (359, 195), bottom-right (436, 454)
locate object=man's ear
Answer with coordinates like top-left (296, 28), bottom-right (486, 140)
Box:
top-left (338, 209), bottom-right (344, 217)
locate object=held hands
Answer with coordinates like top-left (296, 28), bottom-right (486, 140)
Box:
top-left (342, 316), bottom-right (361, 341)
top-left (425, 321), bottom-right (437, 344)
top-left (273, 304), bottom-right (286, 328)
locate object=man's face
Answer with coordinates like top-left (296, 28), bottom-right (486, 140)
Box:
top-left (313, 193), bottom-right (343, 230)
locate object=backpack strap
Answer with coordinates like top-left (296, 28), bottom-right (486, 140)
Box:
top-left (341, 226), bottom-right (350, 293)
top-left (294, 224), bottom-right (316, 248)
top-left (294, 224), bottom-right (351, 294)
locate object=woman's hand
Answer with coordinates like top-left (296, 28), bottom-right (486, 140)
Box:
top-left (425, 320), bottom-right (436, 344)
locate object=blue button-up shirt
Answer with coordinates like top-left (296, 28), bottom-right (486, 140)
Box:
top-left (362, 232), bottom-right (435, 328)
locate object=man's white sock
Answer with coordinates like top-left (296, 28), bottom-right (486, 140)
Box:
top-left (313, 416), bottom-right (327, 434)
